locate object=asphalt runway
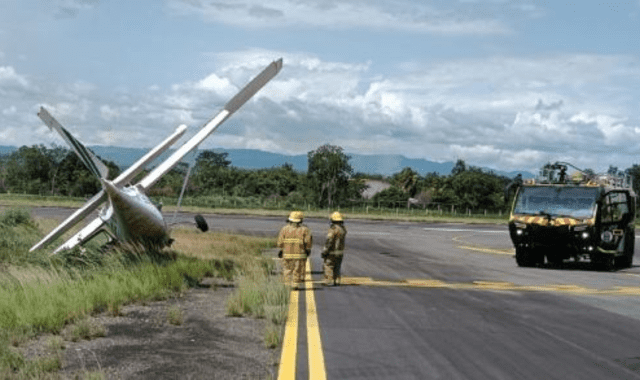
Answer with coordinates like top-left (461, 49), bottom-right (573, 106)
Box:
top-left (32, 209), bottom-right (640, 379)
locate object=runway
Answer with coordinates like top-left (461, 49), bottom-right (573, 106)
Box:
top-left (32, 209), bottom-right (640, 379)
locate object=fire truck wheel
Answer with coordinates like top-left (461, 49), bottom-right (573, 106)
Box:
top-left (516, 247), bottom-right (540, 267)
top-left (595, 255), bottom-right (615, 272)
top-left (546, 254), bottom-right (563, 266)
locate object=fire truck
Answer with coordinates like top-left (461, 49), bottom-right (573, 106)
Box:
top-left (508, 162), bottom-right (636, 270)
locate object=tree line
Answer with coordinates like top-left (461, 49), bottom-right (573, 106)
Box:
top-left (4, 143), bottom-right (638, 213)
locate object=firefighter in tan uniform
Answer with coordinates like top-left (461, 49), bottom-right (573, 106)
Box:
top-left (277, 211), bottom-right (312, 289)
top-left (321, 212), bottom-right (347, 286)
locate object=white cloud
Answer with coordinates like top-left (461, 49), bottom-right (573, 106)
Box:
top-left (3, 48), bottom-right (640, 173)
top-left (53, 0), bottom-right (99, 18)
top-left (166, 0), bottom-right (511, 34)
top-left (100, 105), bottom-right (119, 121)
top-left (182, 51), bottom-right (640, 172)
top-left (196, 74), bottom-right (236, 96)
top-left (0, 66), bottom-right (28, 87)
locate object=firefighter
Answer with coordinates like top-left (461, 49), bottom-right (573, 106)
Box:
top-left (321, 211), bottom-right (347, 286)
top-left (276, 211), bottom-right (312, 289)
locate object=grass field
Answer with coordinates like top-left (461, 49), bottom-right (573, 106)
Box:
top-left (0, 208), bottom-right (287, 379)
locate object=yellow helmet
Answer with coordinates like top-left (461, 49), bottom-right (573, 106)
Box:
top-left (330, 211), bottom-right (343, 222)
top-left (288, 211), bottom-right (303, 223)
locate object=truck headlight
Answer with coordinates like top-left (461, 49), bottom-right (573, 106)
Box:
top-left (581, 231), bottom-right (589, 239)
top-left (601, 231), bottom-right (614, 243)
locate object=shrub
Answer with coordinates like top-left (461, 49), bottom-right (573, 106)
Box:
top-left (167, 305), bottom-right (184, 326)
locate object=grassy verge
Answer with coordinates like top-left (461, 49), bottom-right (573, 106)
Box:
top-left (0, 194), bottom-right (85, 209)
top-left (0, 209), bottom-right (286, 379)
top-left (174, 229), bottom-right (289, 348)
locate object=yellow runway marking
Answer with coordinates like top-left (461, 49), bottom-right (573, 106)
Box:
top-left (305, 260), bottom-right (326, 380)
top-left (458, 245), bottom-right (515, 255)
top-left (451, 235), bottom-right (515, 256)
top-left (278, 284), bottom-right (299, 380)
top-left (278, 260), bottom-right (327, 380)
top-left (338, 276), bottom-right (640, 296)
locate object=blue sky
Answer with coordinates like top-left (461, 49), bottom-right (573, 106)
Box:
top-left (1, 0), bottom-right (639, 174)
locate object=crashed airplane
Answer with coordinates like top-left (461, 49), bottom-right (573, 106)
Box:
top-left (30, 58), bottom-right (283, 254)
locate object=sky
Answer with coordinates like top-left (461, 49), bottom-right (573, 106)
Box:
top-left (1, 0), bottom-right (639, 174)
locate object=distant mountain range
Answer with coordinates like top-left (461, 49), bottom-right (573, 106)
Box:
top-left (0, 145), bottom-right (533, 178)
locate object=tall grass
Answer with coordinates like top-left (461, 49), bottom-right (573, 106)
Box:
top-left (0, 208), bottom-right (283, 378)
top-left (0, 255), bottom-right (223, 333)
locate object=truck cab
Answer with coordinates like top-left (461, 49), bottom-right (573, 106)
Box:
top-left (508, 163), bottom-right (635, 270)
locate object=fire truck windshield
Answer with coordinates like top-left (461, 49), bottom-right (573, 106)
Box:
top-left (513, 186), bottom-right (599, 219)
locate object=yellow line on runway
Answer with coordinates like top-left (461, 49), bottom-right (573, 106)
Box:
top-left (458, 245), bottom-right (515, 255)
top-left (278, 260), bottom-right (327, 380)
top-left (451, 235), bottom-right (514, 256)
top-left (278, 283), bottom-right (299, 380)
top-left (338, 276), bottom-right (640, 296)
top-left (305, 260), bottom-right (327, 380)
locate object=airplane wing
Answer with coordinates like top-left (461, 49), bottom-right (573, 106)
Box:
top-left (112, 124), bottom-right (187, 187)
top-left (29, 190), bottom-right (107, 252)
top-left (137, 58), bottom-right (283, 190)
top-left (52, 216), bottom-right (108, 254)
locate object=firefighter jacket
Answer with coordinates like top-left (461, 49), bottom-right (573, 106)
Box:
top-left (277, 222), bottom-right (313, 259)
top-left (322, 223), bottom-right (347, 257)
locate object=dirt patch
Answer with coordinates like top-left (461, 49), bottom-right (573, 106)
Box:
top-left (21, 278), bottom-right (280, 379)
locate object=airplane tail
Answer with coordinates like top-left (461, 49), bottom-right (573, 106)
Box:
top-left (38, 107), bottom-right (109, 179)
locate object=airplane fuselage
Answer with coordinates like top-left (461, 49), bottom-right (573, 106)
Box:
top-left (101, 180), bottom-right (170, 247)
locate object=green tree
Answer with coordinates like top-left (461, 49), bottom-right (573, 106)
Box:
top-left (2, 144), bottom-right (119, 196)
top-left (307, 144), bottom-right (355, 208)
top-left (244, 164), bottom-right (303, 197)
top-left (450, 170), bottom-right (506, 211)
top-left (45, 144), bottom-right (69, 195)
top-left (392, 167), bottom-right (420, 198)
top-left (148, 163), bottom-right (189, 197)
top-left (451, 159), bottom-right (466, 176)
top-left (4, 145), bottom-right (52, 194)
top-left (197, 150), bottom-right (231, 168)
top-left (371, 186), bottom-right (409, 208)
top-left (626, 164), bottom-right (640, 207)
top-left (192, 150), bottom-right (232, 194)
top-left (56, 153), bottom-right (100, 196)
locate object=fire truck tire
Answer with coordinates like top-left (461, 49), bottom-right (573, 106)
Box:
top-left (516, 247), bottom-right (540, 267)
top-left (546, 254), bottom-right (563, 266)
top-left (595, 255), bottom-right (615, 271)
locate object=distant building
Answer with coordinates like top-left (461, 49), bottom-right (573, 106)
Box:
top-left (361, 180), bottom-right (391, 199)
